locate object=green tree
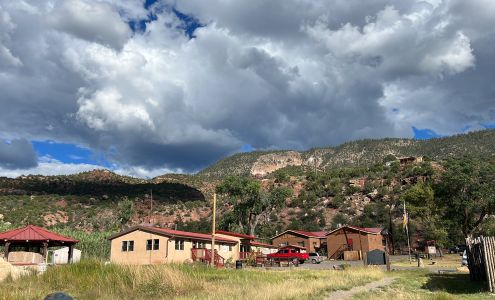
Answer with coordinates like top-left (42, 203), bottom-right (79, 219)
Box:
top-left (217, 176), bottom-right (292, 236)
top-left (400, 183), bottom-right (448, 246)
top-left (435, 157), bottom-right (495, 238)
top-left (117, 197), bottom-right (133, 228)
top-left (331, 213), bottom-right (349, 229)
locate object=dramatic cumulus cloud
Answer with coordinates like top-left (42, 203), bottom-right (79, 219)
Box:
top-left (0, 0), bottom-right (494, 176)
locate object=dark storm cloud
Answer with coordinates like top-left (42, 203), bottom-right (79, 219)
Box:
top-left (0, 139), bottom-right (37, 169)
top-left (0, 0), bottom-right (494, 176)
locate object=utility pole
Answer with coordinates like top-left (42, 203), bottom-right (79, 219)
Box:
top-left (404, 200), bottom-right (412, 264)
top-left (211, 193), bottom-right (217, 267)
top-left (149, 190), bottom-right (153, 225)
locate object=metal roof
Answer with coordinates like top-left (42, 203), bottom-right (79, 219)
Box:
top-left (326, 225), bottom-right (383, 236)
top-left (108, 225), bottom-right (238, 244)
top-left (249, 241), bottom-right (277, 248)
top-left (215, 230), bottom-right (256, 240)
top-left (271, 229), bottom-right (328, 240)
top-left (0, 225), bottom-right (78, 243)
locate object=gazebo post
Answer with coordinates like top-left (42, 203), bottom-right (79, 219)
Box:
top-left (42, 242), bottom-right (48, 261)
top-left (4, 242), bottom-right (10, 261)
top-left (68, 244), bottom-right (74, 264)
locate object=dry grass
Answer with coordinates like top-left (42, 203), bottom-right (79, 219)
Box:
top-left (0, 260), bottom-right (384, 300)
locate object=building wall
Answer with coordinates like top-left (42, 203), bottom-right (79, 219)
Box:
top-left (272, 233), bottom-right (321, 252)
top-left (215, 233), bottom-right (241, 261)
top-left (366, 234), bottom-right (386, 252)
top-left (326, 229), bottom-right (385, 258)
top-left (110, 230), bottom-right (238, 265)
top-left (110, 230), bottom-right (169, 265)
top-left (252, 246), bottom-right (278, 255)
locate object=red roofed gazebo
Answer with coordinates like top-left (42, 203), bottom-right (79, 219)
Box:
top-left (0, 225), bottom-right (79, 263)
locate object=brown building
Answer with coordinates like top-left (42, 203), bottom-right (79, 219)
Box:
top-left (108, 225), bottom-right (237, 266)
top-left (271, 230), bottom-right (327, 253)
top-left (326, 226), bottom-right (386, 259)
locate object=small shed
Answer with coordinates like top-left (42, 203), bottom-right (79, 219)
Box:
top-left (53, 247), bottom-right (82, 264)
top-left (0, 225), bottom-right (79, 264)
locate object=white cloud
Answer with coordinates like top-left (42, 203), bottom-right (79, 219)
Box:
top-left (47, 0), bottom-right (131, 50)
top-left (0, 156), bottom-right (181, 179)
top-left (0, 0), bottom-right (494, 175)
top-left (0, 156), bottom-right (100, 178)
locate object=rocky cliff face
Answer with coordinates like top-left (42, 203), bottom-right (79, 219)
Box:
top-left (250, 151), bottom-right (304, 176)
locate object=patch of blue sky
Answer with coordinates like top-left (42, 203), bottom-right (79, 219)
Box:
top-left (481, 123), bottom-right (495, 129)
top-left (32, 140), bottom-right (111, 168)
top-left (412, 126), bottom-right (443, 140)
top-left (240, 144), bottom-right (255, 153)
top-left (128, 0), bottom-right (203, 38)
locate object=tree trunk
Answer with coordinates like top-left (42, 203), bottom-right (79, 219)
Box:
top-left (248, 214), bottom-right (262, 237)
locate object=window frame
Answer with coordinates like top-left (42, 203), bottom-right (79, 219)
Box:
top-left (175, 239), bottom-right (185, 251)
top-left (122, 240), bottom-right (134, 252)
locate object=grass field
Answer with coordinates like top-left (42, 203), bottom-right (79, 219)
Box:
top-left (391, 254), bottom-right (465, 269)
top-left (355, 269), bottom-right (492, 300)
top-left (0, 260), bottom-right (384, 300)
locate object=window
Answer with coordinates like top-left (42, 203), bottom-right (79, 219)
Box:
top-left (228, 245), bottom-right (232, 252)
top-left (192, 241), bottom-right (206, 248)
top-left (146, 239), bottom-right (160, 250)
top-left (297, 241), bottom-right (305, 247)
top-left (122, 240), bottom-right (134, 252)
top-left (175, 239), bottom-right (185, 251)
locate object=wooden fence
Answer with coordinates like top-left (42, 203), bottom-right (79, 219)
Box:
top-left (466, 236), bottom-right (495, 292)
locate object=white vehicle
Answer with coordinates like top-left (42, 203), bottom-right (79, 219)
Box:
top-left (308, 252), bottom-right (324, 264)
top-left (461, 250), bottom-right (468, 266)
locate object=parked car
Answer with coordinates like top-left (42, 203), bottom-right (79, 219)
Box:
top-left (461, 250), bottom-right (468, 266)
top-left (308, 252), bottom-right (324, 264)
top-left (267, 245), bottom-right (309, 264)
top-left (448, 245), bottom-right (467, 254)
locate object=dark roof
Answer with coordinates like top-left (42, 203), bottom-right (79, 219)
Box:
top-left (271, 229), bottom-right (328, 240)
top-left (215, 230), bottom-right (256, 240)
top-left (0, 225), bottom-right (78, 244)
top-left (108, 225), bottom-right (237, 244)
top-left (326, 225), bottom-right (383, 236)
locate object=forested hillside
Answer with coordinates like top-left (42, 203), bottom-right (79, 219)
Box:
top-left (0, 130), bottom-right (494, 258)
top-left (198, 129), bottom-right (495, 179)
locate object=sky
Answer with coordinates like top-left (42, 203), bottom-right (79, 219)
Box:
top-left (0, 0), bottom-right (494, 178)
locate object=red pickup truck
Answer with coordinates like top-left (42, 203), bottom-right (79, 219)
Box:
top-left (267, 245), bottom-right (309, 264)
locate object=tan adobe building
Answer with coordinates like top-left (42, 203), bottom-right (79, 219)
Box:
top-left (271, 230), bottom-right (327, 253)
top-left (326, 226), bottom-right (386, 259)
top-left (215, 230), bottom-right (277, 259)
top-left (108, 225), bottom-right (237, 265)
